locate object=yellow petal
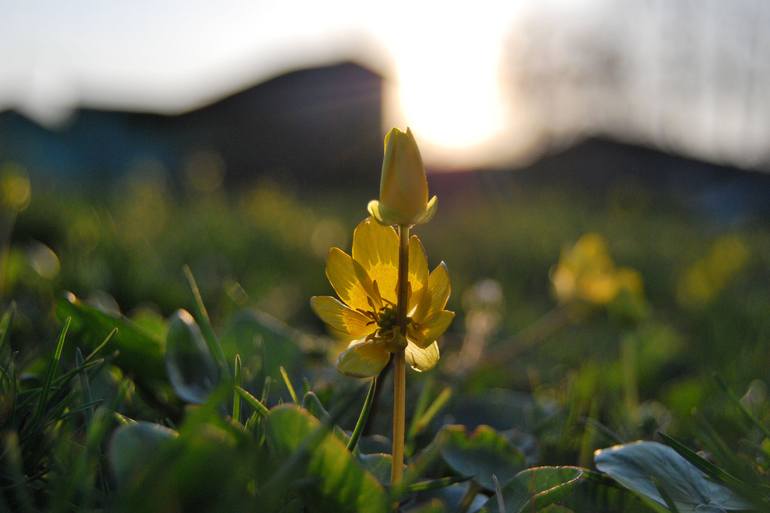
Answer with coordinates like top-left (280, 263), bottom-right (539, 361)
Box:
top-left (408, 234), bottom-right (429, 313)
top-left (579, 273), bottom-right (618, 304)
top-left (378, 127), bottom-right (429, 226)
top-left (405, 340), bottom-right (440, 372)
top-left (310, 296), bottom-right (374, 341)
top-left (413, 262), bottom-right (451, 323)
top-left (551, 265), bottom-right (576, 304)
top-left (326, 248), bottom-right (379, 312)
top-left (367, 199), bottom-right (399, 227)
top-left (413, 195), bottom-right (438, 225)
top-left (408, 310), bottom-right (454, 348)
top-left (352, 218), bottom-right (400, 304)
top-left (336, 339), bottom-right (390, 378)
top-left (616, 268), bottom-right (643, 295)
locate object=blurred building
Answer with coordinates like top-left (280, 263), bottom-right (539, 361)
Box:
top-left (0, 62), bottom-right (383, 189)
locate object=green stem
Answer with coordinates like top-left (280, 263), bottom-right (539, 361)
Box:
top-left (346, 376), bottom-right (378, 451)
top-left (391, 224), bottom-right (410, 487)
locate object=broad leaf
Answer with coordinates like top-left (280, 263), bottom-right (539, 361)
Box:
top-left (480, 466), bottom-right (587, 513)
top-left (358, 453), bottom-right (392, 485)
top-left (220, 309), bottom-right (303, 387)
top-left (439, 424), bottom-right (526, 490)
top-left (165, 309), bottom-right (219, 403)
top-left (449, 389), bottom-right (558, 432)
top-left (109, 421), bottom-right (178, 486)
top-left (594, 441), bottom-right (752, 513)
top-left (57, 292), bottom-right (165, 380)
top-left (265, 404), bottom-right (388, 513)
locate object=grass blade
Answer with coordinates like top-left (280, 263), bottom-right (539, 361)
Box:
top-left (658, 432), bottom-right (753, 498)
top-left (279, 365), bottom-right (299, 404)
top-left (76, 348), bottom-right (94, 422)
top-left (84, 327), bottom-right (117, 363)
top-left (652, 477), bottom-right (680, 513)
top-left (114, 411), bottom-right (136, 425)
top-left (3, 431), bottom-right (34, 513)
top-left (182, 265), bottom-right (229, 378)
top-left (34, 317), bottom-right (71, 426)
top-left (346, 376), bottom-right (378, 451)
top-left (491, 474), bottom-right (505, 513)
top-left (233, 354), bottom-right (242, 422)
top-left (400, 475), bottom-right (471, 495)
top-left (408, 386), bottom-right (452, 440)
top-left (713, 374), bottom-right (770, 439)
top-left (261, 375), bottom-right (272, 403)
top-left (0, 304), bottom-right (14, 354)
top-left (236, 386), bottom-right (270, 418)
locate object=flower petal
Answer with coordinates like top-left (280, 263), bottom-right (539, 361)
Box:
top-left (310, 296), bottom-right (374, 341)
top-left (336, 339), bottom-right (390, 378)
top-left (408, 235), bottom-right (429, 313)
top-left (408, 310), bottom-right (454, 348)
top-left (367, 199), bottom-right (399, 226)
top-left (413, 195), bottom-right (438, 225)
top-left (405, 340), bottom-right (440, 372)
top-left (326, 247), bottom-right (379, 311)
top-left (413, 262), bottom-right (451, 323)
top-left (352, 218), bottom-right (400, 304)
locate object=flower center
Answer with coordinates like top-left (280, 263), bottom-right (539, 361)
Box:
top-left (377, 305), bottom-right (398, 331)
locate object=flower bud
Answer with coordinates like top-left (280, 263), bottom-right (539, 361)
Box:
top-left (368, 128), bottom-right (437, 226)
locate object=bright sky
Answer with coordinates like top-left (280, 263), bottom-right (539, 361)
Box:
top-left (0, 0), bottom-right (545, 168)
top-left (1, 0), bottom-right (769, 170)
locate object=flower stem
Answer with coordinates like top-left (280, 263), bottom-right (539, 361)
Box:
top-left (391, 224), bottom-right (410, 486)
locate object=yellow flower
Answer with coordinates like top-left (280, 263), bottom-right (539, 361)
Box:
top-left (311, 217), bottom-right (454, 377)
top-left (367, 128), bottom-right (438, 226)
top-left (551, 233), bottom-right (642, 306)
top-left (0, 164), bottom-right (31, 212)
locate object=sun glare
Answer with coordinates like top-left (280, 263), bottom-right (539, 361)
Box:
top-left (374, 3), bottom-right (517, 167)
top-left (397, 46), bottom-right (504, 150)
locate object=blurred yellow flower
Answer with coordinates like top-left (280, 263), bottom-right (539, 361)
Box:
top-left (367, 128), bottom-right (437, 226)
top-left (677, 235), bottom-right (749, 308)
top-left (0, 164), bottom-right (31, 212)
top-left (551, 233), bottom-right (642, 306)
top-left (311, 217), bottom-right (454, 377)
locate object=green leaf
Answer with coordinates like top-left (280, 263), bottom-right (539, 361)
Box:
top-left (302, 391), bottom-right (331, 423)
top-left (561, 471), bottom-right (663, 513)
top-left (57, 292), bottom-right (166, 381)
top-left (265, 404), bottom-right (388, 513)
top-left (657, 432), bottom-right (752, 500)
top-left (479, 466), bottom-right (587, 513)
top-left (594, 441), bottom-right (752, 513)
top-left (358, 453), bottom-right (392, 485)
top-left (450, 389), bottom-right (557, 433)
top-left (220, 309), bottom-right (303, 386)
top-left (109, 421), bottom-right (178, 486)
top-left (165, 309), bottom-right (219, 403)
top-left (439, 424), bottom-right (526, 490)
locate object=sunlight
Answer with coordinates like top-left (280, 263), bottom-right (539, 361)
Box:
top-left (394, 39), bottom-right (504, 150)
top-left (374, 2), bottom-right (518, 165)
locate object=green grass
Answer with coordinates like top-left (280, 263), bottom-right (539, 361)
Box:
top-left (1, 172), bottom-right (769, 512)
